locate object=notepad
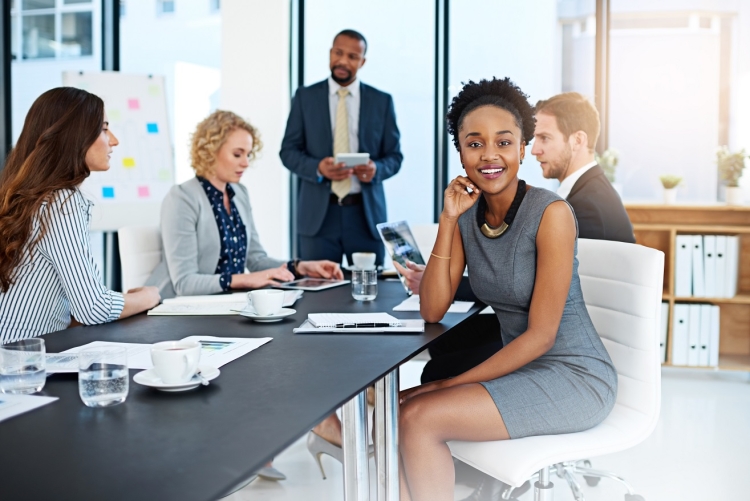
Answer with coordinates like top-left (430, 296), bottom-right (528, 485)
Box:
top-left (307, 313), bottom-right (402, 328)
top-left (294, 318), bottom-right (424, 334)
top-left (392, 295), bottom-right (474, 313)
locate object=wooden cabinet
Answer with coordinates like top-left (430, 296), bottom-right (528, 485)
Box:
top-left (625, 204), bottom-right (750, 371)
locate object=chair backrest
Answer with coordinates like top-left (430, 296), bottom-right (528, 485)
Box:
top-left (576, 238), bottom-right (664, 433)
top-left (118, 226), bottom-right (162, 291)
top-left (411, 223), bottom-right (439, 259)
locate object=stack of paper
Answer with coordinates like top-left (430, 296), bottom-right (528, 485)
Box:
top-left (148, 290), bottom-right (302, 316)
top-left (294, 313), bottom-right (424, 334)
top-left (392, 295), bottom-right (474, 313)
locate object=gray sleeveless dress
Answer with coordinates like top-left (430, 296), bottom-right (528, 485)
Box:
top-left (457, 187), bottom-right (617, 439)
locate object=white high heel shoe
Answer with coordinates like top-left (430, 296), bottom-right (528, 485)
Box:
top-left (306, 431), bottom-right (375, 479)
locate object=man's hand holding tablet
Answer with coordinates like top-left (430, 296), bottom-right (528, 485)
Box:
top-left (334, 153), bottom-right (376, 184)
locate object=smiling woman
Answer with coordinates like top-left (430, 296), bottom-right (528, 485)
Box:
top-left (398, 78), bottom-right (617, 501)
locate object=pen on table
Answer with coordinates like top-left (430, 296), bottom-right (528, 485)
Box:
top-left (335, 322), bottom-right (396, 328)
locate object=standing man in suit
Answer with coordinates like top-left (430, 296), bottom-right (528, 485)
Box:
top-left (280, 29), bottom-right (403, 265)
top-left (533, 92), bottom-right (635, 243)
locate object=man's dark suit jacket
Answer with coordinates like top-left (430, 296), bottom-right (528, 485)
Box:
top-left (567, 165), bottom-right (635, 243)
top-left (279, 80), bottom-right (403, 239)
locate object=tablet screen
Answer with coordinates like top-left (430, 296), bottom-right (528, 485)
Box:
top-left (275, 279), bottom-right (349, 291)
top-left (376, 221), bottom-right (426, 268)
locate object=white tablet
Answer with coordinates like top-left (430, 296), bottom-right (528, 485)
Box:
top-left (274, 278), bottom-right (350, 291)
top-left (335, 153), bottom-right (370, 168)
top-left (376, 221), bottom-right (426, 295)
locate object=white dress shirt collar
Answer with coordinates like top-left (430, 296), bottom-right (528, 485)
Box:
top-left (556, 160), bottom-right (598, 200)
top-left (328, 76), bottom-right (360, 98)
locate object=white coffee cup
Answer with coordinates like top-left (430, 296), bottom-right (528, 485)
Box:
top-left (352, 252), bottom-right (377, 270)
top-left (249, 289), bottom-right (285, 316)
top-left (151, 341), bottom-right (201, 384)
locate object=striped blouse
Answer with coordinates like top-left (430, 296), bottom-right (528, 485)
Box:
top-left (0, 189), bottom-right (125, 344)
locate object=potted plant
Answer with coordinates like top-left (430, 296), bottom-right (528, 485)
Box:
top-left (659, 175), bottom-right (682, 204)
top-left (716, 146), bottom-right (747, 205)
top-left (595, 148), bottom-right (621, 196)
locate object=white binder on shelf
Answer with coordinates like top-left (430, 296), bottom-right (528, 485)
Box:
top-left (660, 302), bottom-right (669, 364)
top-left (724, 236), bottom-right (740, 298)
top-left (687, 304), bottom-right (701, 366)
top-left (674, 235), bottom-right (693, 297)
top-left (703, 236), bottom-right (716, 298)
top-left (691, 235), bottom-right (705, 297)
top-left (698, 304), bottom-right (712, 366)
top-left (715, 236), bottom-right (727, 298)
top-left (672, 304), bottom-right (690, 366)
top-left (709, 305), bottom-right (720, 367)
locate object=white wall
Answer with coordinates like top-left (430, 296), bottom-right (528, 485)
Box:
top-left (221, 0), bottom-right (291, 259)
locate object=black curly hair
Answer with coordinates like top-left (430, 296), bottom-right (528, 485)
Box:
top-left (446, 77), bottom-right (535, 151)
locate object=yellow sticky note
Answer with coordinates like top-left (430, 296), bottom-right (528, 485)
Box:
top-left (108, 109), bottom-right (121, 121)
top-left (148, 85), bottom-right (161, 96)
top-left (123, 158), bottom-right (136, 168)
top-left (158, 169), bottom-right (171, 180)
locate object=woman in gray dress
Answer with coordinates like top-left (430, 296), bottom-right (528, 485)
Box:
top-left (398, 78), bottom-right (617, 501)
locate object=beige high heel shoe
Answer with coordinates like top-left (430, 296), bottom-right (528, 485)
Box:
top-left (307, 431), bottom-right (343, 479)
top-left (306, 431), bottom-right (376, 479)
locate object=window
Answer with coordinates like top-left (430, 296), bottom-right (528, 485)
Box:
top-left (210, 0), bottom-right (220, 12)
top-left (22, 14), bottom-right (55, 59)
top-left (448, 0), bottom-right (595, 192)
top-left (61, 11), bottom-right (92, 57)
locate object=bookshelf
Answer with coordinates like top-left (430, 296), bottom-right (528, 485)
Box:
top-left (625, 204), bottom-right (750, 371)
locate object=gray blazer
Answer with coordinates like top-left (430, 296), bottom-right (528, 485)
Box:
top-left (146, 177), bottom-right (285, 299)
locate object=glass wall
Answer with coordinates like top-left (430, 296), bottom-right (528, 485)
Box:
top-left (447, 0), bottom-right (596, 192)
top-left (303, 0), bottom-right (436, 226)
top-left (605, 0), bottom-right (750, 204)
top-left (10, 0), bottom-right (100, 141)
top-left (120, 0), bottom-right (221, 184)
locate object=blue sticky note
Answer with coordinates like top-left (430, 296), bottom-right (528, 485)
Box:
top-left (102, 187), bottom-right (115, 198)
top-left (146, 123), bottom-right (159, 133)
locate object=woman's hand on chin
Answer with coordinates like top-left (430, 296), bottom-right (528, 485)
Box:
top-left (297, 260), bottom-right (344, 280)
top-left (442, 175), bottom-right (481, 221)
top-left (399, 379), bottom-right (452, 404)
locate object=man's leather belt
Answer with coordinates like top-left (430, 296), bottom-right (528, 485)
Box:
top-left (330, 193), bottom-right (363, 206)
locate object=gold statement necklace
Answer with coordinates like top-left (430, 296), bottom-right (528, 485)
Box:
top-left (476, 180), bottom-right (527, 239)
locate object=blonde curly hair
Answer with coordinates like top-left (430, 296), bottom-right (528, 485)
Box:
top-left (190, 110), bottom-right (263, 177)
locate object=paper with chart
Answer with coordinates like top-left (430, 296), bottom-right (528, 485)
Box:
top-left (0, 394), bottom-right (58, 423)
top-left (47, 337), bottom-right (272, 373)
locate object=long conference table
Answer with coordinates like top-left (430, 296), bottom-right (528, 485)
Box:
top-left (0, 279), bottom-right (480, 500)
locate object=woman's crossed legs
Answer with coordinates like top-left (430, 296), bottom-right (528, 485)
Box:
top-left (399, 383), bottom-right (510, 501)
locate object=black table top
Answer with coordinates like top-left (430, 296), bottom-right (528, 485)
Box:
top-left (0, 281), bottom-right (479, 501)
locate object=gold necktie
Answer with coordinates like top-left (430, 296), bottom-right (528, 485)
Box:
top-left (331, 88), bottom-right (351, 200)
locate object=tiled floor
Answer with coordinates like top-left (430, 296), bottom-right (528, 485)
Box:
top-left (226, 363), bottom-right (750, 501)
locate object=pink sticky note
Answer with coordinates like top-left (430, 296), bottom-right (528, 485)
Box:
top-left (128, 99), bottom-right (140, 110)
top-left (137, 186), bottom-right (150, 198)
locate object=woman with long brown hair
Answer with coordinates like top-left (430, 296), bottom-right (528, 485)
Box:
top-left (0, 87), bottom-right (160, 343)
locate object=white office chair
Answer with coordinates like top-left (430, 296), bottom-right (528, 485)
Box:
top-left (118, 225), bottom-right (162, 291)
top-left (448, 239), bottom-right (664, 501)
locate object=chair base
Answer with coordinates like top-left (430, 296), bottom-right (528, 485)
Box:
top-left (496, 461), bottom-right (646, 501)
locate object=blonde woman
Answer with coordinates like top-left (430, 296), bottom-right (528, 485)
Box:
top-left (147, 110), bottom-right (342, 302)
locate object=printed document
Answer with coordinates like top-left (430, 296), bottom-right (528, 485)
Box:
top-left (148, 290), bottom-right (302, 315)
top-left (393, 295), bottom-right (474, 313)
top-left (0, 394), bottom-right (58, 423)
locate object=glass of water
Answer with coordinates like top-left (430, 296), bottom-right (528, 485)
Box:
top-left (78, 347), bottom-right (129, 408)
top-left (351, 269), bottom-right (378, 301)
top-left (0, 338), bottom-right (46, 394)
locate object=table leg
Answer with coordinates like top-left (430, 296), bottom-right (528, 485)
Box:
top-left (375, 368), bottom-right (400, 501)
top-left (342, 389), bottom-right (370, 500)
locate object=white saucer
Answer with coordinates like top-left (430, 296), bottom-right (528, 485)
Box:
top-left (238, 307), bottom-right (296, 323)
top-left (133, 365), bottom-right (220, 392)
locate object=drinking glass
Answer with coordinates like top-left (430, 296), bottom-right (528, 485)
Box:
top-left (351, 269), bottom-right (378, 301)
top-left (0, 338), bottom-right (46, 394)
top-left (78, 347), bottom-right (129, 408)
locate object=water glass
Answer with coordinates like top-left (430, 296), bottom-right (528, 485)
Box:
top-left (78, 347), bottom-right (129, 408)
top-left (351, 269), bottom-right (378, 301)
top-left (0, 338), bottom-right (46, 394)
